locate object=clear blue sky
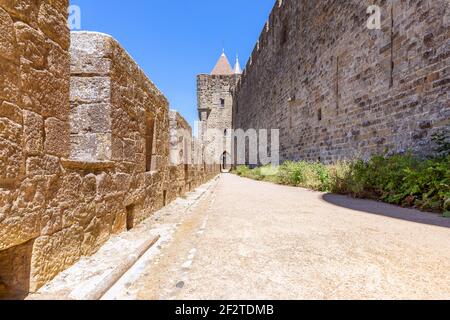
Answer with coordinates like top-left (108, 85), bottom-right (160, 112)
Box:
top-left (70, 0), bottom-right (275, 126)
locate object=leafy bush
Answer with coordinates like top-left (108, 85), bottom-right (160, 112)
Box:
top-left (350, 154), bottom-right (449, 213)
top-left (432, 130), bottom-right (450, 157)
top-left (233, 154), bottom-right (450, 215)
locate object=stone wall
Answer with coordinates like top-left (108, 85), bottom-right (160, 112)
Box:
top-left (168, 110), bottom-right (215, 203)
top-left (0, 5), bottom-right (217, 299)
top-left (233, 0), bottom-right (450, 164)
top-left (170, 110), bottom-right (192, 166)
top-left (0, 0), bottom-right (70, 299)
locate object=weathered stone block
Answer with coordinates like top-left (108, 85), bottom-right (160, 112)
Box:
top-left (30, 225), bottom-right (84, 292)
top-left (70, 133), bottom-right (112, 161)
top-left (0, 7), bottom-right (18, 61)
top-left (0, 101), bottom-right (22, 124)
top-left (0, 0), bottom-right (38, 27)
top-left (20, 66), bottom-right (69, 119)
top-left (123, 138), bottom-right (136, 162)
top-left (0, 177), bottom-right (46, 251)
top-left (44, 117), bottom-right (69, 157)
top-left (37, 2), bottom-right (69, 50)
top-left (47, 39), bottom-right (70, 78)
top-left (26, 155), bottom-right (60, 177)
top-left (111, 107), bottom-right (134, 137)
top-left (71, 55), bottom-right (111, 76)
top-left (14, 21), bottom-right (48, 69)
top-left (70, 31), bottom-right (113, 59)
top-left (40, 206), bottom-right (63, 236)
top-left (70, 76), bottom-right (111, 104)
top-left (81, 174), bottom-right (97, 200)
top-left (0, 137), bottom-right (22, 181)
top-left (0, 117), bottom-right (22, 142)
top-left (96, 172), bottom-right (115, 197)
top-left (23, 110), bottom-right (43, 155)
top-left (0, 60), bottom-right (20, 103)
top-left (111, 135), bottom-right (124, 161)
top-left (70, 103), bottom-right (111, 134)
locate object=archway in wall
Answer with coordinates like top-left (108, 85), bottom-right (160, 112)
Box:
top-left (221, 151), bottom-right (232, 173)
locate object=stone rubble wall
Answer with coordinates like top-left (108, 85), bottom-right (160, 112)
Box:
top-left (0, 3), bottom-right (217, 299)
top-left (233, 0), bottom-right (450, 164)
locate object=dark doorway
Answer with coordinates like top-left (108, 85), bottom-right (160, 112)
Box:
top-left (0, 240), bottom-right (34, 300)
top-left (221, 151), bottom-right (232, 173)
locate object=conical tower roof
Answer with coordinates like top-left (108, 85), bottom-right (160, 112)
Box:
top-left (211, 51), bottom-right (234, 75)
top-left (234, 56), bottom-right (242, 74)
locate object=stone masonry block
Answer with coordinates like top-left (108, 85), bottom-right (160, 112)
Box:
top-left (0, 60), bottom-right (20, 104)
top-left (0, 0), bottom-right (38, 27)
top-left (30, 225), bottom-right (84, 292)
top-left (20, 66), bottom-right (69, 120)
top-left (0, 117), bottom-right (22, 142)
top-left (44, 117), bottom-right (69, 157)
top-left (70, 76), bottom-right (111, 104)
top-left (70, 133), bottom-right (112, 161)
top-left (37, 2), bottom-right (69, 50)
top-left (0, 137), bottom-right (23, 181)
top-left (47, 39), bottom-right (70, 79)
top-left (0, 101), bottom-right (22, 124)
top-left (0, 7), bottom-right (18, 61)
top-left (70, 103), bottom-right (111, 135)
top-left (26, 155), bottom-right (60, 177)
top-left (71, 54), bottom-right (111, 76)
top-left (14, 21), bottom-right (48, 69)
top-left (23, 110), bottom-right (43, 155)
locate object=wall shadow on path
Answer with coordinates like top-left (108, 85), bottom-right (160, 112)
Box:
top-left (322, 194), bottom-right (450, 229)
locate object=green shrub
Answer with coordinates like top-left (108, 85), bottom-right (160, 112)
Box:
top-left (327, 162), bottom-right (353, 194)
top-left (349, 154), bottom-right (449, 213)
top-left (233, 154), bottom-right (450, 214)
top-left (432, 129), bottom-right (450, 157)
top-left (235, 165), bottom-right (251, 177)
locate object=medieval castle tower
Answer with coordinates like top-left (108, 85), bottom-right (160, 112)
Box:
top-left (197, 52), bottom-right (241, 171)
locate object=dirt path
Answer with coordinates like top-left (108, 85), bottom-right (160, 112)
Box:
top-left (108, 174), bottom-right (450, 300)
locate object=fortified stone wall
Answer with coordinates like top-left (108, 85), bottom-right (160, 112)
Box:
top-left (170, 110), bottom-right (192, 166)
top-left (169, 110), bottom-right (199, 199)
top-left (69, 31), bottom-right (173, 235)
top-left (0, 4), bottom-right (217, 299)
top-left (0, 0), bottom-right (71, 299)
top-left (233, 0), bottom-right (450, 164)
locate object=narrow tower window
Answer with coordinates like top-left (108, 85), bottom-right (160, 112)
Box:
top-left (220, 98), bottom-right (225, 108)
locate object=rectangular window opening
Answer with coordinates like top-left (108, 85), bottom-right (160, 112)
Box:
top-left (220, 98), bottom-right (225, 108)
